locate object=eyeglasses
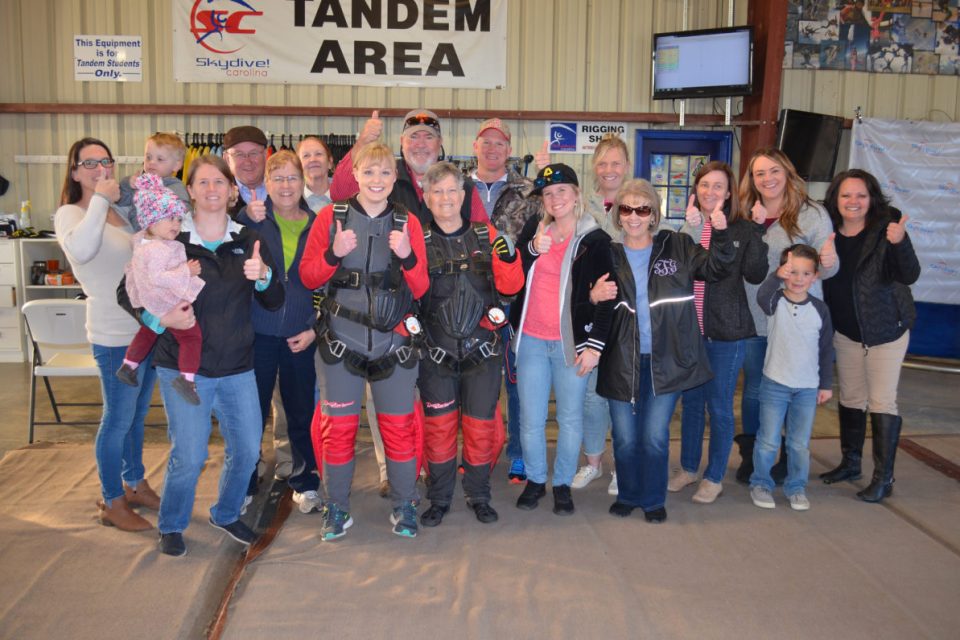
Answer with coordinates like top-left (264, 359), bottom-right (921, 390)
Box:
top-left (270, 175), bottom-right (302, 184)
top-left (227, 150), bottom-right (264, 162)
top-left (76, 158), bottom-right (115, 170)
top-left (404, 114), bottom-right (441, 133)
top-left (618, 204), bottom-right (653, 217)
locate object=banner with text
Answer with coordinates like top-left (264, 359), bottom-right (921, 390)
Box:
top-left (545, 122), bottom-right (628, 154)
top-left (850, 117), bottom-right (960, 305)
top-left (173, 0), bottom-right (507, 88)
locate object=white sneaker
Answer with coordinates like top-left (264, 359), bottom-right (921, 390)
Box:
top-left (571, 464), bottom-right (602, 489)
top-left (240, 494), bottom-right (254, 515)
top-left (750, 486), bottom-right (776, 509)
top-left (292, 489), bottom-right (323, 514)
top-left (667, 469), bottom-right (699, 492)
top-left (788, 493), bottom-right (810, 511)
top-left (607, 471), bottom-right (618, 496)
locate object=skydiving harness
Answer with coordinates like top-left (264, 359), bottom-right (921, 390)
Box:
top-left (420, 223), bottom-right (507, 373)
top-left (315, 202), bottom-right (422, 381)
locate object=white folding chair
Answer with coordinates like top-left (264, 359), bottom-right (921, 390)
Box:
top-left (21, 299), bottom-right (101, 443)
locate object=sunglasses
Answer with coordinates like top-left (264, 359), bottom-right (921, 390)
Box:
top-left (404, 114), bottom-right (441, 132)
top-left (618, 204), bottom-right (653, 217)
top-left (76, 158), bottom-right (115, 170)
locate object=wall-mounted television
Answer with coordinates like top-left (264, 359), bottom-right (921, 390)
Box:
top-left (776, 109), bottom-right (845, 182)
top-left (652, 26), bottom-right (753, 100)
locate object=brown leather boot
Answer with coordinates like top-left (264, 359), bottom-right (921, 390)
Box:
top-left (97, 495), bottom-right (153, 531)
top-left (124, 480), bottom-right (162, 511)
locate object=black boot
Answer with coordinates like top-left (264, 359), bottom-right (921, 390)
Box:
top-left (770, 436), bottom-right (788, 486)
top-left (858, 413), bottom-right (902, 503)
top-left (820, 404), bottom-right (866, 484)
top-left (734, 434), bottom-right (755, 484)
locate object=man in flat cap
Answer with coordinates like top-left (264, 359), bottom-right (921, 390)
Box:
top-left (223, 125), bottom-right (268, 219)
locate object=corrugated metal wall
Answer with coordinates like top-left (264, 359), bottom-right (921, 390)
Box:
top-left (1, 0), bottom-right (957, 222)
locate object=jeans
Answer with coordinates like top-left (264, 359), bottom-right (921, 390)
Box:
top-left (750, 375), bottom-right (817, 496)
top-left (156, 367), bottom-right (262, 534)
top-left (608, 355), bottom-right (681, 511)
top-left (253, 334), bottom-right (319, 493)
top-left (516, 336), bottom-right (589, 486)
top-left (91, 344), bottom-right (157, 504)
top-left (582, 368), bottom-right (611, 457)
top-left (740, 336), bottom-right (768, 437)
top-left (501, 322), bottom-right (522, 461)
top-left (678, 339), bottom-right (745, 482)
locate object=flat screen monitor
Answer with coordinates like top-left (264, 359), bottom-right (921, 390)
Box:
top-left (776, 109), bottom-right (845, 182)
top-left (652, 26), bottom-right (753, 100)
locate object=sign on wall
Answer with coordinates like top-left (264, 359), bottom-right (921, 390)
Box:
top-left (173, 0), bottom-right (507, 88)
top-left (546, 122), bottom-right (628, 155)
top-left (850, 117), bottom-right (960, 305)
top-left (74, 35), bottom-right (143, 82)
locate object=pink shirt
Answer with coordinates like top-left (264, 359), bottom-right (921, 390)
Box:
top-left (522, 234), bottom-right (571, 341)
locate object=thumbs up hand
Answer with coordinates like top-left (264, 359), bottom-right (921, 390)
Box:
top-left (389, 222), bottom-right (412, 259)
top-left (534, 140), bottom-right (550, 170)
top-left (332, 219), bottom-right (358, 257)
top-left (751, 200), bottom-right (769, 225)
top-left (709, 201), bottom-right (728, 231)
top-left (684, 194), bottom-right (702, 227)
top-left (358, 110), bottom-right (384, 146)
top-left (819, 233), bottom-right (837, 270)
top-left (886, 214), bottom-right (909, 244)
top-left (244, 239), bottom-right (267, 282)
top-left (533, 220), bottom-right (553, 254)
top-left (246, 199), bottom-right (267, 223)
top-left (589, 272), bottom-right (618, 304)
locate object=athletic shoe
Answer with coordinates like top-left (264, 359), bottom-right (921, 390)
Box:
top-left (390, 501), bottom-right (419, 538)
top-left (552, 484), bottom-right (575, 515)
top-left (667, 469), bottom-right (698, 492)
top-left (607, 472), bottom-right (618, 496)
top-left (292, 489), bottom-right (322, 514)
top-left (750, 486), bottom-right (776, 509)
top-left (516, 480), bottom-right (546, 510)
top-left (320, 504), bottom-right (353, 541)
top-left (208, 517), bottom-right (257, 545)
top-left (691, 479), bottom-right (723, 504)
top-left (508, 458), bottom-right (526, 484)
top-left (788, 493), bottom-right (811, 511)
top-left (158, 532), bottom-right (186, 557)
top-left (570, 464), bottom-right (602, 489)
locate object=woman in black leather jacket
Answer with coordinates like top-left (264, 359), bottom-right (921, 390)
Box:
top-left (820, 169), bottom-right (920, 503)
top-left (596, 179), bottom-right (735, 523)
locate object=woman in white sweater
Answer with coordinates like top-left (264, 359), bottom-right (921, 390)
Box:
top-left (55, 137), bottom-right (171, 532)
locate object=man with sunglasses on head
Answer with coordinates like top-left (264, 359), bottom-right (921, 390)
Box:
top-left (330, 109), bottom-right (488, 226)
top-left (223, 125), bottom-right (269, 219)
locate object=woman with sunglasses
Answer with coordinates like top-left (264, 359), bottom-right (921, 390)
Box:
top-left (596, 179), bottom-right (735, 523)
top-left (737, 148), bottom-right (838, 483)
top-left (668, 162), bottom-right (768, 504)
top-left (510, 164), bottom-right (614, 515)
top-left (55, 138), bottom-right (163, 532)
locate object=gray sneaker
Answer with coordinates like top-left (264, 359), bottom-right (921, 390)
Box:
top-left (320, 503), bottom-right (353, 541)
top-left (292, 489), bottom-right (322, 514)
top-left (750, 486), bottom-right (776, 509)
top-left (788, 492), bottom-right (811, 511)
top-left (390, 501), bottom-right (418, 538)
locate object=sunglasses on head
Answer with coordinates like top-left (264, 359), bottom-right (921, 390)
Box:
top-left (76, 158), bottom-right (115, 170)
top-left (404, 115), bottom-right (441, 132)
top-left (618, 204), bottom-right (653, 217)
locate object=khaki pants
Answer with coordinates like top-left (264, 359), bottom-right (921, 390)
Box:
top-left (833, 331), bottom-right (909, 415)
top-left (271, 384), bottom-right (293, 479)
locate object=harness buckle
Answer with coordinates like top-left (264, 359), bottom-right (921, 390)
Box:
top-left (429, 346), bottom-right (447, 365)
top-left (325, 332), bottom-right (347, 359)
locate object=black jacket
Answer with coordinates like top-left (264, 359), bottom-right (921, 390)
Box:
top-left (510, 212), bottom-right (614, 365)
top-left (391, 155), bottom-right (475, 229)
top-left (119, 221), bottom-right (284, 377)
top-left (681, 218), bottom-right (769, 340)
top-left (824, 208), bottom-right (920, 347)
top-left (597, 229), bottom-right (735, 401)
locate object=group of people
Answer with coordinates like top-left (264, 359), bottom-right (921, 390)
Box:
top-left (54, 109), bottom-right (920, 557)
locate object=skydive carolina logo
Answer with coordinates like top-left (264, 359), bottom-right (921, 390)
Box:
top-left (190, 0), bottom-right (263, 54)
top-left (549, 123), bottom-right (577, 152)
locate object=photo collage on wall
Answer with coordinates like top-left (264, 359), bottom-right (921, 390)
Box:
top-left (784, 1), bottom-right (960, 75)
top-left (650, 154), bottom-right (710, 221)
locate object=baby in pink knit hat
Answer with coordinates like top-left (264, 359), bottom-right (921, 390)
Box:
top-left (117, 173), bottom-right (205, 404)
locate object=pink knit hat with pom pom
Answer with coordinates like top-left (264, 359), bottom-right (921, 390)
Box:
top-left (133, 173), bottom-right (187, 230)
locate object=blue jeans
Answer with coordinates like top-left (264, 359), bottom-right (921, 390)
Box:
top-left (516, 336), bottom-right (589, 486)
top-left (582, 368), bottom-right (611, 457)
top-left (608, 355), bottom-right (681, 512)
top-left (678, 339), bottom-right (745, 482)
top-left (750, 375), bottom-right (816, 496)
top-left (501, 322), bottom-right (522, 461)
top-left (156, 367), bottom-right (262, 534)
top-left (253, 334), bottom-right (319, 493)
top-left (740, 336), bottom-right (767, 437)
top-left (91, 344), bottom-right (156, 504)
